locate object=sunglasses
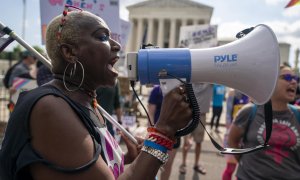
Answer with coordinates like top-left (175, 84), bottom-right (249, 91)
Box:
top-left (279, 74), bottom-right (300, 83)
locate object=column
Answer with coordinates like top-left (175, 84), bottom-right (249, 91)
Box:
top-left (193, 19), bottom-right (198, 25)
top-left (146, 18), bottom-right (154, 44)
top-left (157, 18), bottom-right (164, 48)
top-left (204, 19), bottom-right (210, 24)
top-left (126, 18), bottom-right (135, 52)
top-left (169, 18), bottom-right (176, 48)
top-left (181, 19), bottom-right (187, 27)
top-left (136, 18), bottom-right (144, 49)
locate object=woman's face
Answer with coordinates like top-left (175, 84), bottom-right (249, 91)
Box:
top-left (273, 67), bottom-right (298, 103)
top-left (75, 15), bottom-right (121, 88)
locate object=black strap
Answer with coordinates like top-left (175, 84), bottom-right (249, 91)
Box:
top-left (163, 73), bottom-right (273, 154)
top-left (263, 100), bottom-right (273, 146)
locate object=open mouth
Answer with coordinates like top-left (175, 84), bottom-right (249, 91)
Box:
top-left (107, 57), bottom-right (119, 75)
top-left (287, 87), bottom-right (296, 95)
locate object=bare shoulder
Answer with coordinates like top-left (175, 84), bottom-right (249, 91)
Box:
top-left (29, 94), bottom-right (92, 158)
top-left (29, 95), bottom-right (113, 179)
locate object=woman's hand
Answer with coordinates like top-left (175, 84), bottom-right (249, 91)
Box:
top-left (121, 131), bottom-right (144, 164)
top-left (155, 85), bottom-right (192, 138)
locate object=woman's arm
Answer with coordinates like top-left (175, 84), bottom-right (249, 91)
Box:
top-left (29, 95), bottom-right (115, 180)
top-left (29, 86), bottom-right (191, 180)
top-left (227, 124), bottom-right (244, 161)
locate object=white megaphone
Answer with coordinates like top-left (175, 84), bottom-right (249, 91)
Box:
top-left (127, 24), bottom-right (280, 105)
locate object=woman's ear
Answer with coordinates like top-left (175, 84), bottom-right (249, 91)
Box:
top-left (59, 43), bottom-right (77, 63)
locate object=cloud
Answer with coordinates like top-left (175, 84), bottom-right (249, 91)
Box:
top-left (216, 22), bottom-right (252, 39)
top-left (282, 7), bottom-right (300, 17)
top-left (264, 0), bottom-right (286, 5)
top-left (217, 20), bottom-right (300, 49)
top-left (264, 20), bottom-right (300, 35)
top-left (263, 20), bottom-right (300, 48)
top-left (120, 0), bottom-right (142, 20)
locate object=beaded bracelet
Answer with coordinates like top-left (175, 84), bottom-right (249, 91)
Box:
top-left (148, 131), bottom-right (173, 142)
top-left (142, 145), bottom-right (169, 164)
top-left (144, 140), bottom-right (168, 153)
top-left (147, 127), bottom-right (173, 138)
top-left (147, 127), bottom-right (176, 141)
top-left (147, 134), bottom-right (174, 150)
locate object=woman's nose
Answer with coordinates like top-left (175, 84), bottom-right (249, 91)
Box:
top-left (110, 38), bottom-right (121, 52)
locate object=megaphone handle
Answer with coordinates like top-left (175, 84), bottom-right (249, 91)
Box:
top-left (175, 83), bottom-right (200, 137)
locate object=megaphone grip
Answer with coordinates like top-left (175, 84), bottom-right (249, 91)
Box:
top-left (175, 83), bottom-right (201, 137)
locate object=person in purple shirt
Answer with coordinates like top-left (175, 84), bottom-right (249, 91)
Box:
top-left (148, 85), bottom-right (181, 180)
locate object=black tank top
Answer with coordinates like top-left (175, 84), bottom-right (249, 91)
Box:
top-left (0, 85), bottom-right (107, 180)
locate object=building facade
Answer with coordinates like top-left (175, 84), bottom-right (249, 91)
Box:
top-left (126, 0), bottom-right (213, 51)
top-left (126, 0), bottom-right (290, 65)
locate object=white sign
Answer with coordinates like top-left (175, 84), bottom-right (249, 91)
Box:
top-left (40, 0), bottom-right (120, 44)
top-left (179, 24), bottom-right (218, 49)
top-left (121, 115), bottom-right (136, 128)
top-left (120, 19), bottom-right (131, 51)
top-left (112, 114), bottom-right (136, 129)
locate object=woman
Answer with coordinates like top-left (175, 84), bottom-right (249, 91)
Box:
top-left (0, 9), bottom-right (192, 180)
top-left (228, 65), bottom-right (300, 180)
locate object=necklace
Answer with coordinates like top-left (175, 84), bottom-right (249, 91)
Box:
top-left (82, 89), bottom-right (106, 125)
top-left (53, 76), bottom-right (105, 124)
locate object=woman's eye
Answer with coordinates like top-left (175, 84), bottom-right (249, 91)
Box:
top-left (99, 34), bottom-right (110, 41)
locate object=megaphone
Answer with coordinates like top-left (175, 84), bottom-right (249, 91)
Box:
top-left (127, 24), bottom-right (280, 105)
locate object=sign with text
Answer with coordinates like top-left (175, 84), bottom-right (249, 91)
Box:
top-left (40, 0), bottom-right (120, 44)
top-left (179, 24), bottom-right (218, 49)
top-left (112, 114), bottom-right (136, 129)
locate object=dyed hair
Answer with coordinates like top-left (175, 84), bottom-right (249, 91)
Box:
top-left (45, 11), bottom-right (104, 73)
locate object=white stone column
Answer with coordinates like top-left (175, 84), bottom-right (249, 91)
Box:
top-left (147, 18), bottom-right (154, 44)
top-left (181, 19), bottom-right (187, 27)
top-left (126, 18), bottom-right (134, 52)
top-left (204, 19), bottom-right (210, 24)
top-left (169, 19), bottom-right (176, 48)
top-left (136, 18), bottom-right (144, 49)
top-left (193, 19), bottom-right (198, 25)
top-left (157, 18), bottom-right (164, 48)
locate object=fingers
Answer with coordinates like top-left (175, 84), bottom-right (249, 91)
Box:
top-left (172, 85), bottom-right (189, 103)
top-left (182, 94), bottom-right (189, 103)
top-left (178, 85), bottom-right (185, 95)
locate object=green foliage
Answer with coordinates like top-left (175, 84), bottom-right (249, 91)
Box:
top-left (0, 45), bottom-right (45, 61)
top-left (33, 46), bottom-right (44, 53)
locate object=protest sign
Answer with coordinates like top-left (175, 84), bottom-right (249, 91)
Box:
top-left (40, 0), bottom-right (121, 44)
top-left (179, 24), bottom-right (218, 49)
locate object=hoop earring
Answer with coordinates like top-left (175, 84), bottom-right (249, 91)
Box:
top-left (63, 59), bottom-right (85, 92)
top-left (70, 62), bottom-right (76, 78)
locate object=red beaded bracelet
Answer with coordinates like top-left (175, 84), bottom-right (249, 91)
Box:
top-left (147, 127), bottom-right (175, 140)
top-left (148, 133), bottom-right (174, 150)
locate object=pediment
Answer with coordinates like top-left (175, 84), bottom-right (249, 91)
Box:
top-left (127, 0), bottom-right (213, 10)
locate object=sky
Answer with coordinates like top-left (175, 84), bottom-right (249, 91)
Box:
top-left (0, 0), bottom-right (299, 65)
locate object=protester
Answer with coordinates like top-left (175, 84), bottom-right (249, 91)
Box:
top-left (0, 9), bottom-right (192, 180)
top-left (148, 85), bottom-right (181, 180)
top-left (228, 65), bottom-right (300, 180)
top-left (210, 84), bottom-right (226, 133)
top-left (222, 88), bottom-right (249, 180)
top-left (96, 81), bottom-right (122, 137)
top-left (8, 51), bottom-right (37, 94)
top-left (36, 61), bottom-right (53, 86)
top-left (179, 83), bottom-right (213, 175)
